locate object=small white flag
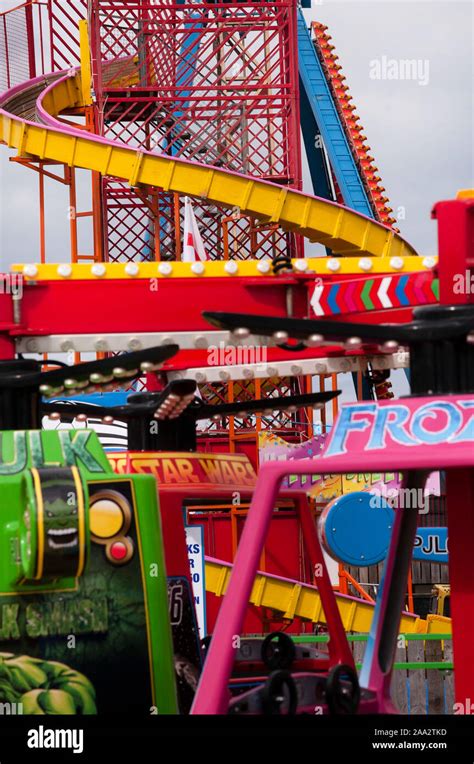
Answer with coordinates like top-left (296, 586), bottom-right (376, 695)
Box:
top-left (182, 196), bottom-right (208, 262)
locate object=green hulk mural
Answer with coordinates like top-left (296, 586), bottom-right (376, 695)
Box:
top-left (0, 430), bottom-right (178, 715)
top-left (0, 652), bottom-right (96, 714)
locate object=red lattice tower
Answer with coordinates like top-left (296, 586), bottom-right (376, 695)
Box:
top-left (85, 0), bottom-right (309, 440)
top-left (88, 0), bottom-right (302, 263)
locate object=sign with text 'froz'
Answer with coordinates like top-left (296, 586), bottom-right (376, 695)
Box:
top-left (324, 397), bottom-right (473, 460)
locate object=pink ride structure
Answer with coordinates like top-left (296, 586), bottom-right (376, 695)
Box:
top-left (193, 194), bottom-right (474, 714)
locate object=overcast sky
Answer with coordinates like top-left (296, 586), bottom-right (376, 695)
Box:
top-left (0, 0), bottom-right (472, 267)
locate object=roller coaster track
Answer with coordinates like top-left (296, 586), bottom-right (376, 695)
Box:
top-left (205, 558), bottom-right (452, 635)
top-left (311, 21), bottom-right (398, 228)
top-left (0, 62), bottom-right (418, 262)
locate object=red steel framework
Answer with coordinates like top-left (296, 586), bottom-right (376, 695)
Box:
top-left (85, 0), bottom-right (310, 442)
top-left (19, 1), bottom-right (304, 269)
top-left (1, 1), bottom-right (102, 268)
top-left (88, 0), bottom-right (302, 264)
top-left (0, 1), bottom-right (321, 444)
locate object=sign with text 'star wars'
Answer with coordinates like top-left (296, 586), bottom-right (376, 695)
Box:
top-left (107, 452), bottom-right (257, 491)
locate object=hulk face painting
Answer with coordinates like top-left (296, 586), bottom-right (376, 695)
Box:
top-left (44, 492), bottom-right (79, 553)
top-left (21, 467), bottom-right (88, 581)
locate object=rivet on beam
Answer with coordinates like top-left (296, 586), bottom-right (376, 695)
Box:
top-left (257, 259), bottom-right (271, 274)
top-left (125, 263), bottom-right (139, 277)
top-left (158, 262), bottom-right (173, 276)
top-left (389, 257), bottom-right (404, 270)
top-left (293, 259), bottom-right (308, 273)
top-left (23, 264), bottom-right (38, 278)
top-left (358, 258), bottom-right (373, 272)
top-left (57, 264), bottom-right (72, 278)
top-left (224, 261), bottom-right (239, 275)
top-left (91, 263), bottom-right (106, 278)
top-left (326, 258), bottom-right (341, 272)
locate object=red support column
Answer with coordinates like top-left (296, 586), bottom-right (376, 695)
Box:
top-left (25, 1), bottom-right (36, 79)
top-left (446, 470), bottom-right (474, 706)
top-left (434, 191), bottom-right (474, 706)
top-left (431, 192), bottom-right (474, 305)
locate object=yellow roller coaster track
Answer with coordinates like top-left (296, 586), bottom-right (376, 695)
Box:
top-left (0, 67), bottom-right (419, 261)
top-left (205, 558), bottom-right (452, 635)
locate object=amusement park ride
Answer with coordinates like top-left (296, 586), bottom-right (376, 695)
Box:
top-left (0, 0), bottom-right (472, 718)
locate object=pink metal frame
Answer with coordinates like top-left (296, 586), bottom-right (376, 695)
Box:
top-left (192, 395), bottom-right (474, 713)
